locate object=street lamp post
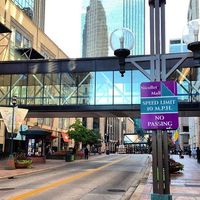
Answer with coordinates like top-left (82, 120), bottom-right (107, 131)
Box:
top-left (110, 1), bottom-right (172, 200)
top-left (183, 19), bottom-right (200, 65)
top-left (110, 28), bottom-right (134, 77)
top-left (10, 95), bottom-right (17, 155)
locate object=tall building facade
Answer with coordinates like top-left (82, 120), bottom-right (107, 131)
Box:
top-left (0, 0), bottom-right (72, 154)
top-left (0, 0), bottom-right (66, 61)
top-left (11, 0), bottom-right (45, 31)
top-left (186, 0), bottom-right (200, 150)
top-left (188, 0), bottom-right (199, 20)
top-left (169, 39), bottom-right (188, 53)
top-left (81, 0), bottom-right (144, 152)
top-left (82, 0), bottom-right (145, 57)
top-left (82, 0), bottom-right (108, 57)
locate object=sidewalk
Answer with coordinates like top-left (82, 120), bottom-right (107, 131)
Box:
top-left (130, 155), bottom-right (200, 200)
top-left (0, 154), bottom-right (105, 179)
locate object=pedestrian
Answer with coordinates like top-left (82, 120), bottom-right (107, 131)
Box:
top-left (188, 148), bottom-right (192, 158)
top-left (196, 147), bottom-right (200, 163)
top-left (179, 149), bottom-right (184, 159)
top-left (84, 146), bottom-right (89, 160)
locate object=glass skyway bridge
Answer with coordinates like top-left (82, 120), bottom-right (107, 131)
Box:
top-left (0, 53), bottom-right (199, 118)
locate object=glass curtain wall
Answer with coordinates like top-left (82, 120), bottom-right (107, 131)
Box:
top-left (0, 68), bottom-right (199, 106)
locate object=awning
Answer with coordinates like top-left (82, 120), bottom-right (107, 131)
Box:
top-left (20, 126), bottom-right (51, 137)
top-left (51, 132), bottom-right (58, 140)
top-left (0, 22), bottom-right (11, 33)
top-left (61, 132), bottom-right (71, 142)
top-left (15, 47), bottom-right (44, 59)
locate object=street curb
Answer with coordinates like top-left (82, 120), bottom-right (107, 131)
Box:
top-left (121, 155), bottom-right (152, 200)
top-left (0, 154), bottom-right (108, 180)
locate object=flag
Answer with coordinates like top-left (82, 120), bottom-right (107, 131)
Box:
top-left (172, 129), bottom-right (179, 145)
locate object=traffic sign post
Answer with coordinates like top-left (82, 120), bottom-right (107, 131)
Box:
top-left (141, 81), bottom-right (178, 130)
top-left (141, 81), bottom-right (178, 199)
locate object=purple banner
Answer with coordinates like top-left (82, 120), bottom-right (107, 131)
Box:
top-left (141, 113), bottom-right (179, 130)
top-left (141, 82), bottom-right (161, 97)
top-left (140, 81), bottom-right (178, 130)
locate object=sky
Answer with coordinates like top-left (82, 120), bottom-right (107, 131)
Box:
top-left (45, 0), bottom-right (190, 58)
top-left (45, 1), bottom-right (82, 58)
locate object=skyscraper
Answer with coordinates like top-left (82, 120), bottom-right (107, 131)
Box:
top-left (82, 0), bottom-right (108, 57)
top-left (82, 0), bottom-right (141, 151)
top-left (82, 0), bottom-right (145, 57)
top-left (169, 39), bottom-right (188, 53)
top-left (188, 0), bottom-right (199, 20)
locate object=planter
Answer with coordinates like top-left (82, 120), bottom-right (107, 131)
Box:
top-left (169, 158), bottom-right (184, 173)
top-left (15, 160), bottom-right (32, 169)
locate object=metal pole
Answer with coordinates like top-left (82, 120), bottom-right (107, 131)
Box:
top-left (150, 0), bottom-right (172, 199)
top-left (152, 131), bottom-right (158, 193)
top-left (10, 104), bottom-right (14, 154)
top-left (10, 96), bottom-right (17, 155)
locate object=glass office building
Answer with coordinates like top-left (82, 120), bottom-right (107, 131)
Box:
top-left (82, 0), bottom-right (145, 57)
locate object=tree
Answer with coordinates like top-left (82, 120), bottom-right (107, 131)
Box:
top-left (68, 119), bottom-right (88, 145)
top-left (68, 119), bottom-right (101, 147)
top-left (87, 129), bottom-right (101, 146)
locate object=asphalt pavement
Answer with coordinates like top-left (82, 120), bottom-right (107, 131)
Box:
top-left (0, 154), bottom-right (105, 179)
top-left (1, 154), bottom-right (199, 200)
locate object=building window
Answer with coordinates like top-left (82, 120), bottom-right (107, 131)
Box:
top-left (43, 118), bottom-right (53, 126)
top-left (12, 0), bottom-right (34, 19)
top-left (82, 118), bottom-right (87, 127)
top-left (182, 126), bottom-right (189, 132)
top-left (23, 36), bottom-right (31, 48)
top-left (15, 31), bottom-right (22, 47)
top-left (37, 118), bottom-right (43, 125)
top-left (93, 118), bottom-right (99, 130)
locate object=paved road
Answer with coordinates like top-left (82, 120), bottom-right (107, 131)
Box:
top-left (0, 154), bottom-right (150, 200)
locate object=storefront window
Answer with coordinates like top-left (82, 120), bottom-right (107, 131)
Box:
top-left (27, 138), bottom-right (43, 156)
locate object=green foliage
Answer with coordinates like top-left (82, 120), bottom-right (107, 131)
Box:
top-left (87, 129), bottom-right (101, 146)
top-left (14, 152), bottom-right (32, 168)
top-left (169, 158), bottom-right (184, 173)
top-left (68, 119), bottom-right (88, 144)
top-left (68, 119), bottom-right (101, 146)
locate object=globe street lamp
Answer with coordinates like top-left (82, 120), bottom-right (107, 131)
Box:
top-left (110, 28), bottom-right (134, 77)
top-left (10, 95), bottom-right (17, 155)
top-left (183, 19), bottom-right (200, 65)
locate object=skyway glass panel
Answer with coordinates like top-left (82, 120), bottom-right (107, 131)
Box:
top-left (114, 71), bottom-right (131, 104)
top-left (132, 70), bottom-right (149, 104)
top-left (44, 73), bottom-right (60, 105)
top-left (61, 73), bottom-right (77, 105)
top-left (77, 72), bottom-right (95, 105)
top-left (0, 75), bottom-right (11, 105)
top-left (96, 71), bottom-right (113, 105)
top-left (27, 74), bottom-right (44, 105)
top-left (170, 67), bottom-right (200, 102)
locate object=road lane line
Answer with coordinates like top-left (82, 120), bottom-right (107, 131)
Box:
top-left (8, 156), bottom-right (127, 200)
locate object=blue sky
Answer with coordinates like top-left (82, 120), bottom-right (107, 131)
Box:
top-left (45, 0), bottom-right (189, 58)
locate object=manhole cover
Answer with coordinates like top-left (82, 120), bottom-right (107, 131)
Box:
top-left (107, 189), bottom-right (126, 192)
top-left (0, 188), bottom-right (15, 191)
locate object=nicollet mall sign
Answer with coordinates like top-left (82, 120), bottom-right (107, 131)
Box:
top-left (140, 81), bottom-right (178, 130)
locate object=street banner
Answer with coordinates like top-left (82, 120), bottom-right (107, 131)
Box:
top-left (172, 129), bottom-right (179, 144)
top-left (0, 107), bottom-right (28, 133)
top-left (140, 81), bottom-right (178, 130)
